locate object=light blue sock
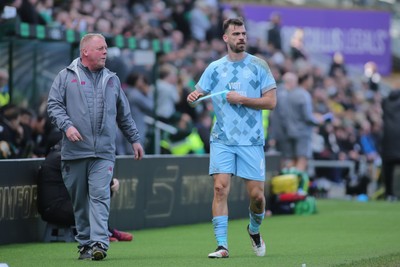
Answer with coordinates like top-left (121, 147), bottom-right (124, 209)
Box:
top-left (212, 216), bottom-right (228, 248)
top-left (249, 209), bottom-right (265, 234)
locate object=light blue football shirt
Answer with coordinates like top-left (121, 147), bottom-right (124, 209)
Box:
top-left (196, 53), bottom-right (276, 146)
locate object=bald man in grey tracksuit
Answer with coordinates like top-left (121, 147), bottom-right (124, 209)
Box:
top-left (47, 33), bottom-right (143, 261)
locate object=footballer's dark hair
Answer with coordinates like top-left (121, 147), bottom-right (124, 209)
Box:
top-left (223, 17), bottom-right (245, 33)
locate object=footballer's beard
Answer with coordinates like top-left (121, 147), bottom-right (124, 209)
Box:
top-left (229, 42), bottom-right (246, 53)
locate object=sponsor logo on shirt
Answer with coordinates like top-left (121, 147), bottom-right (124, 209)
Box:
top-left (228, 82), bottom-right (241, 90)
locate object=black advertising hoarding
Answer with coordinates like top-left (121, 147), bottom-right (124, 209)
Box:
top-left (0, 154), bottom-right (281, 245)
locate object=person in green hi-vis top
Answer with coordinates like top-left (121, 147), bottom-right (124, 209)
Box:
top-left (0, 69), bottom-right (10, 108)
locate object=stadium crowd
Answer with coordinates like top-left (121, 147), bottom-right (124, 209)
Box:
top-left (0, 0), bottom-right (397, 197)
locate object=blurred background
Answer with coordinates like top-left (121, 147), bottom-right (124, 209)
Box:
top-left (1, 0), bottom-right (400, 200)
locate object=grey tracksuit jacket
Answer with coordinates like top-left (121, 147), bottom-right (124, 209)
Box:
top-left (285, 86), bottom-right (319, 139)
top-left (47, 58), bottom-right (140, 162)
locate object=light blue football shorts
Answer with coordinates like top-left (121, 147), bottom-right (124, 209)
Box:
top-left (209, 142), bottom-right (266, 181)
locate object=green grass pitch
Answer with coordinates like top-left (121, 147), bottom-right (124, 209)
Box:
top-left (0, 199), bottom-right (399, 267)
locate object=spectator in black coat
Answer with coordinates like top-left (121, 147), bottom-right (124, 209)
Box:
top-left (37, 142), bottom-right (134, 240)
top-left (267, 12), bottom-right (282, 51)
top-left (37, 143), bottom-right (75, 226)
top-left (328, 52), bottom-right (347, 78)
top-left (12, 0), bottom-right (47, 25)
top-left (381, 86), bottom-right (400, 201)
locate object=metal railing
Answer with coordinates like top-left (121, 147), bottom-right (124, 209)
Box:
top-left (307, 159), bottom-right (356, 178)
top-left (144, 115), bottom-right (177, 154)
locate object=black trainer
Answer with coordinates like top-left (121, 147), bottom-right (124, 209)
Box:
top-left (92, 242), bottom-right (107, 261)
top-left (78, 245), bottom-right (92, 260)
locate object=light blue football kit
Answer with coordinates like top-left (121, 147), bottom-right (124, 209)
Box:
top-left (196, 52), bottom-right (277, 181)
top-left (196, 53), bottom-right (276, 251)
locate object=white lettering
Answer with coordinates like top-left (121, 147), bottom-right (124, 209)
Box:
top-left (228, 82), bottom-right (241, 90)
top-left (283, 26), bottom-right (388, 55)
top-left (0, 185), bottom-right (39, 221)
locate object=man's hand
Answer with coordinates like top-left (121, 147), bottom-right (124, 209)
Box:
top-left (132, 142), bottom-right (144, 160)
top-left (225, 91), bottom-right (242, 104)
top-left (66, 126), bottom-right (83, 142)
top-left (111, 178), bottom-right (120, 193)
top-left (187, 90), bottom-right (204, 106)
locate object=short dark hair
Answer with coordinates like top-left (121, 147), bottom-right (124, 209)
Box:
top-left (126, 72), bottom-right (149, 86)
top-left (298, 73), bottom-right (311, 85)
top-left (0, 104), bottom-right (19, 120)
top-left (126, 72), bottom-right (140, 86)
top-left (222, 17), bottom-right (245, 33)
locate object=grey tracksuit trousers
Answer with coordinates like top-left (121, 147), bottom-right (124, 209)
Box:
top-left (62, 158), bottom-right (114, 249)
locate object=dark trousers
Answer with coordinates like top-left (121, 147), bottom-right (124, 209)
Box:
top-left (382, 159), bottom-right (400, 197)
top-left (41, 201), bottom-right (75, 226)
